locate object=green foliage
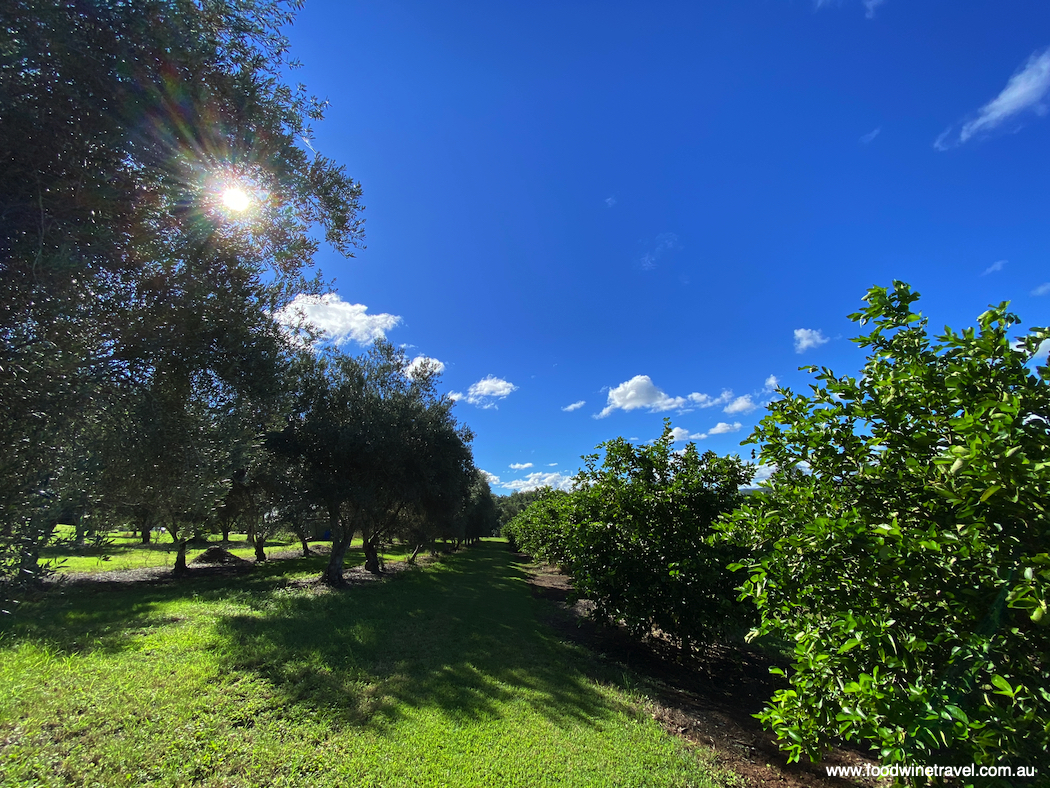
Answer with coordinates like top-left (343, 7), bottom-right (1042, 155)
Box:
top-left (722, 282), bottom-right (1050, 773)
top-left (458, 470), bottom-right (500, 544)
top-left (501, 489), bottom-right (573, 562)
top-left (494, 488), bottom-right (551, 530)
top-left (1, 0), bottom-right (363, 584)
top-left (506, 425), bottom-right (755, 650)
top-left (268, 342), bottom-right (475, 582)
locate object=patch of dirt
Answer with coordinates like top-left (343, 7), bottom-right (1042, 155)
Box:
top-left (190, 546), bottom-right (250, 565)
top-left (520, 555), bottom-right (886, 788)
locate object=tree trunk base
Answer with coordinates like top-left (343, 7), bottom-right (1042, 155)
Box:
top-left (321, 539), bottom-right (350, 585)
top-left (320, 565), bottom-right (345, 586)
top-left (173, 541), bottom-right (189, 575)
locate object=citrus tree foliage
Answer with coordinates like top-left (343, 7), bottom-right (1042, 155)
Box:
top-left (0, 0), bottom-right (363, 583)
top-left (501, 489), bottom-right (571, 560)
top-left (722, 282), bottom-right (1050, 771)
top-left (506, 426), bottom-right (754, 650)
top-left (494, 489), bottom-right (550, 532)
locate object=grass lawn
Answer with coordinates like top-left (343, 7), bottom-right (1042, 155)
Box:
top-left (0, 541), bottom-right (738, 787)
top-left (39, 527), bottom-right (411, 574)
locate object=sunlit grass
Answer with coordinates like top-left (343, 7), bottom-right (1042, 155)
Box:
top-left (0, 542), bottom-right (738, 787)
top-left (41, 527), bottom-right (411, 574)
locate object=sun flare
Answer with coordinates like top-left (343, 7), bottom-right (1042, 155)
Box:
top-left (222, 187), bottom-right (250, 212)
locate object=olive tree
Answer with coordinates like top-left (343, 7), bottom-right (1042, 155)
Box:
top-left (268, 342), bottom-right (475, 584)
top-left (1, 0), bottom-right (364, 584)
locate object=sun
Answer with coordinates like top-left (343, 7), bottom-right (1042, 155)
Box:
top-left (222, 187), bottom-right (250, 212)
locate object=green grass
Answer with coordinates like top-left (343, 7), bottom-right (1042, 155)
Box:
top-left (40, 527), bottom-right (411, 574)
top-left (0, 541), bottom-right (738, 787)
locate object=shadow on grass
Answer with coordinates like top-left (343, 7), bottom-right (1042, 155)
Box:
top-left (2, 547), bottom-right (363, 652)
top-left (214, 543), bottom-right (625, 732)
top-left (1, 544), bottom-right (625, 733)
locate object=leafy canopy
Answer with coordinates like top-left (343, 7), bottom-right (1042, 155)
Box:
top-left (507, 423), bottom-right (754, 650)
top-left (722, 282), bottom-right (1050, 771)
top-left (0, 0), bottom-right (363, 582)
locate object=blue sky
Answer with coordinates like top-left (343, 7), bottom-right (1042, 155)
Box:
top-left (279, 0), bottom-right (1050, 492)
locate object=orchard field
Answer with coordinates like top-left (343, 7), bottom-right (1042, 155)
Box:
top-left (0, 542), bottom-right (738, 788)
top-left (3, 2), bottom-right (1049, 786)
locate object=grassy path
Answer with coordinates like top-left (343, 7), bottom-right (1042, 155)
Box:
top-left (0, 541), bottom-right (737, 787)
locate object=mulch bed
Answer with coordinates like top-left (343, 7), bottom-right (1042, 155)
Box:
top-left (521, 556), bottom-right (888, 788)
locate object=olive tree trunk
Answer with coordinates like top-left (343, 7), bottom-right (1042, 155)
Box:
top-left (321, 502), bottom-right (351, 586)
top-left (173, 539), bottom-right (188, 574)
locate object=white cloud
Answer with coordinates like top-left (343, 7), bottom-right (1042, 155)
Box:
top-left (763, 375), bottom-right (779, 392)
top-left (1013, 337), bottom-right (1050, 362)
top-left (509, 462), bottom-right (533, 470)
top-left (275, 293), bottom-right (401, 346)
top-left (936, 47), bottom-right (1050, 150)
top-left (404, 355), bottom-right (446, 379)
top-left (605, 197), bottom-right (616, 207)
top-left (501, 471), bottom-right (574, 493)
top-left (859, 127), bottom-right (881, 144)
top-left (746, 463), bottom-right (777, 488)
top-left (472, 376), bottom-right (516, 398)
top-left (814, 0), bottom-right (884, 19)
top-left (480, 470), bottom-right (501, 486)
top-left (794, 328), bottom-right (830, 353)
top-left (982, 260), bottom-right (1007, 276)
top-left (639, 232), bottom-right (681, 270)
top-left (596, 375), bottom-right (730, 418)
top-left (597, 375), bottom-right (682, 417)
top-left (450, 375), bottom-right (518, 409)
top-left (667, 421), bottom-right (743, 443)
top-left (669, 426), bottom-right (701, 443)
top-left (1032, 282), bottom-right (1050, 296)
top-left (724, 395), bottom-right (757, 415)
top-left (562, 400), bottom-right (586, 412)
top-left (547, 462), bottom-right (558, 467)
top-left (688, 390), bottom-right (734, 408)
top-left (708, 421), bottom-right (743, 435)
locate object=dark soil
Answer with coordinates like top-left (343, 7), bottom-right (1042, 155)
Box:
top-left (190, 546), bottom-right (250, 565)
top-left (521, 556), bottom-right (887, 788)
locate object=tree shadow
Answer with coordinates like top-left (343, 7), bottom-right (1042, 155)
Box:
top-left (2, 543), bottom-right (630, 733)
top-left (2, 550), bottom-right (328, 652)
top-left (213, 543), bottom-right (629, 732)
